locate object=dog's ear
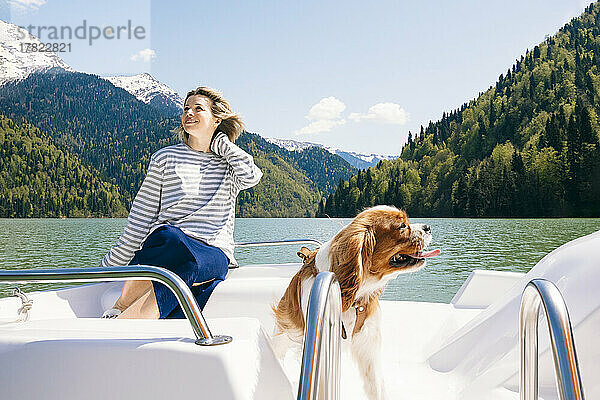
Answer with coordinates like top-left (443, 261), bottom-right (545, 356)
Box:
top-left (273, 270), bottom-right (306, 332)
top-left (361, 226), bottom-right (376, 272)
top-left (330, 223), bottom-right (375, 312)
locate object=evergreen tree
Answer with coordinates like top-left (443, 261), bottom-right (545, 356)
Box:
top-left (318, 2), bottom-right (600, 217)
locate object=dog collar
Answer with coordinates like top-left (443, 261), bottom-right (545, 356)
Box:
top-left (341, 302), bottom-right (368, 340)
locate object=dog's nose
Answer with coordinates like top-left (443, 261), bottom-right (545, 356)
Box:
top-left (423, 225), bottom-right (431, 233)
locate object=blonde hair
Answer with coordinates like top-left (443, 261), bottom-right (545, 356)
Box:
top-left (176, 86), bottom-right (244, 143)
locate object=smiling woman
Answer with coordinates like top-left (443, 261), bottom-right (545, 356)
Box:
top-left (176, 87), bottom-right (245, 149)
top-left (100, 86), bottom-right (263, 319)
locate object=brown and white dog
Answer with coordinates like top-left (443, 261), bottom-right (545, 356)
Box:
top-left (273, 205), bottom-right (440, 400)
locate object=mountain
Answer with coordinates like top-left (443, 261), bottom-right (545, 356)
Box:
top-left (0, 113), bottom-right (130, 217)
top-left (0, 19), bottom-right (357, 217)
top-left (263, 137), bottom-right (315, 152)
top-left (0, 71), bottom-right (177, 195)
top-left (239, 133), bottom-right (357, 197)
top-left (264, 137), bottom-right (398, 169)
top-left (332, 150), bottom-right (398, 170)
top-left (103, 73), bottom-right (184, 116)
top-left (0, 20), bottom-right (181, 117)
top-left (319, 2), bottom-right (600, 218)
top-left (0, 70), bottom-right (354, 217)
top-left (235, 132), bottom-right (322, 217)
top-left (0, 20), bottom-right (74, 85)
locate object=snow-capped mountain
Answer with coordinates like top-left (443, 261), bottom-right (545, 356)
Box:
top-left (0, 20), bottom-right (74, 85)
top-left (264, 137), bottom-right (315, 152)
top-left (0, 20), bottom-right (181, 115)
top-left (103, 73), bottom-right (184, 114)
top-left (264, 137), bottom-right (399, 170)
top-left (332, 149), bottom-right (398, 170)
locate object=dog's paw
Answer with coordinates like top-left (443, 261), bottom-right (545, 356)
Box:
top-left (101, 308), bottom-right (122, 319)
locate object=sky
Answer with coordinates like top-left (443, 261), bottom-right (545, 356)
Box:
top-left (2, 0), bottom-right (596, 155)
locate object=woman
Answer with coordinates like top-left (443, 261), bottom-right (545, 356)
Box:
top-left (101, 86), bottom-right (262, 319)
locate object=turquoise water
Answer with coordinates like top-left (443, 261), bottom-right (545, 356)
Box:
top-left (0, 218), bottom-right (599, 302)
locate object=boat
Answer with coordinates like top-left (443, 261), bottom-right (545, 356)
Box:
top-left (0, 231), bottom-right (596, 400)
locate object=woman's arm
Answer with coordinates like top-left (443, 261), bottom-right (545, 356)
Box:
top-left (101, 154), bottom-right (164, 267)
top-left (210, 132), bottom-right (263, 190)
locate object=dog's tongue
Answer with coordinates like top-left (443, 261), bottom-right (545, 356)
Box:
top-left (411, 249), bottom-right (441, 258)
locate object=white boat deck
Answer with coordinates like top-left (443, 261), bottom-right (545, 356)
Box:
top-left (0, 263), bottom-right (506, 400)
top-left (0, 284), bottom-right (484, 400)
top-left (0, 230), bottom-right (598, 399)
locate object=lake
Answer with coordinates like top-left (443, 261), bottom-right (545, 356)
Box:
top-left (0, 218), bottom-right (599, 302)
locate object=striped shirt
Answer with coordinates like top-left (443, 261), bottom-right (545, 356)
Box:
top-left (101, 132), bottom-right (263, 267)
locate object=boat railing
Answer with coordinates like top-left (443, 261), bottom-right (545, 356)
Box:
top-left (298, 271), bottom-right (342, 400)
top-left (520, 278), bottom-right (585, 400)
top-left (0, 266), bottom-right (231, 346)
top-left (235, 239), bottom-right (322, 248)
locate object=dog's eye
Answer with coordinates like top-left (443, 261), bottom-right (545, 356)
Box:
top-left (398, 223), bottom-right (407, 230)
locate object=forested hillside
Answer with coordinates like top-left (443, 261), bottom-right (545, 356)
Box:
top-left (319, 2), bottom-right (600, 218)
top-left (0, 70), bottom-right (354, 217)
top-left (0, 114), bottom-right (129, 217)
top-left (235, 132), bottom-right (355, 216)
top-left (0, 70), bottom-right (176, 195)
top-left (237, 133), bottom-right (356, 195)
top-left (236, 132), bottom-right (321, 217)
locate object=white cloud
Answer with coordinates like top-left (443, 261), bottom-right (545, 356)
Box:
top-left (307, 96), bottom-right (346, 120)
top-left (9, 0), bottom-right (46, 12)
top-left (295, 97), bottom-right (409, 136)
top-left (295, 119), bottom-right (346, 135)
top-left (295, 96), bottom-right (346, 135)
top-left (348, 102), bottom-right (409, 125)
top-left (130, 48), bottom-right (156, 62)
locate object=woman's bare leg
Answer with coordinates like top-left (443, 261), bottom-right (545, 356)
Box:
top-left (113, 280), bottom-right (152, 312)
top-left (118, 285), bottom-right (160, 319)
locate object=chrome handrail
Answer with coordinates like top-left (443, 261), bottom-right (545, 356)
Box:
top-left (0, 266), bottom-right (232, 346)
top-left (235, 239), bottom-right (322, 248)
top-left (520, 279), bottom-right (585, 400)
top-left (298, 271), bottom-right (342, 400)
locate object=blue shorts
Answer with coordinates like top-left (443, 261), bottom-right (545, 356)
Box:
top-left (129, 225), bottom-right (229, 319)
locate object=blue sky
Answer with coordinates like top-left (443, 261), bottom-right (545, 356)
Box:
top-left (3, 0), bottom-right (596, 154)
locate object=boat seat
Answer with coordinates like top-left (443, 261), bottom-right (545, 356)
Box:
top-left (97, 263), bottom-right (300, 332)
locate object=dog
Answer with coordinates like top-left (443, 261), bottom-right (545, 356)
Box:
top-left (273, 205), bottom-right (440, 400)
